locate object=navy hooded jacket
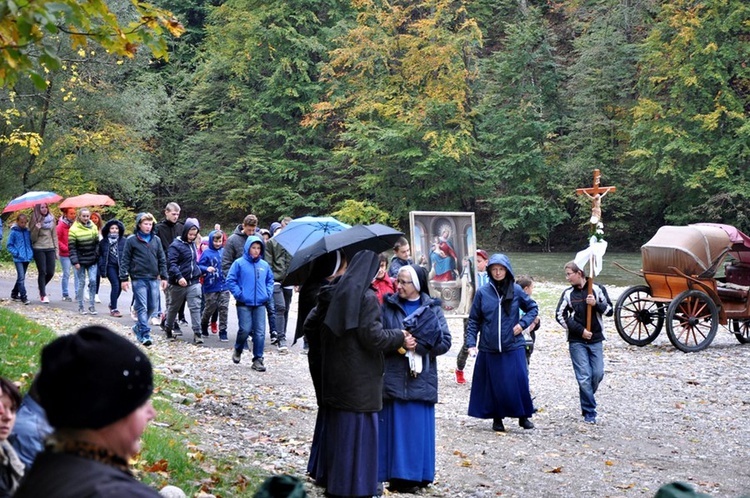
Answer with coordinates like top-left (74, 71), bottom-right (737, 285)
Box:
top-left (466, 253), bottom-right (539, 353)
top-left (97, 219), bottom-right (126, 276)
top-left (167, 220), bottom-right (202, 286)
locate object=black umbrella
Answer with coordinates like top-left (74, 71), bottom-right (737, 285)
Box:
top-left (282, 224), bottom-right (404, 285)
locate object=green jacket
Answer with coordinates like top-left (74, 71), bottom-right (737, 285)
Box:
top-left (69, 221), bottom-right (99, 267)
top-left (264, 238), bottom-right (292, 283)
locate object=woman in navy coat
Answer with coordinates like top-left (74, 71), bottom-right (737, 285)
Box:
top-left (379, 264), bottom-right (451, 493)
top-left (466, 253), bottom-right (538, 432)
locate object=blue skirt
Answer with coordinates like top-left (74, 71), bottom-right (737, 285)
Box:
top-left (313, 408), bottom-right (379, 497)
top-left (378, 399), bottom-right (436, 484)
top-left (468, 348), bottom-right (534, 419)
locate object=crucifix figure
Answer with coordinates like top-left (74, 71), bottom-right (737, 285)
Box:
top-left (575, 169), bottom-right (616, 330)
top-left (576, 169), bottom-right (616, 225)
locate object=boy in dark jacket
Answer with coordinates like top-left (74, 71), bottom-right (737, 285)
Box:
top-left (120, 213), bottom-right (168, 347)
top-left (226, 236), bottom-right (275, 371)
top-left (164, 220), bottom-right (203, 344)
top-left (555, 260), bottom-right (613, 424)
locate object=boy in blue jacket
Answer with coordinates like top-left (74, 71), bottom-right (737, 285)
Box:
top-left (227, 236), bottom-right (275, 371)
top-left (7, 214), bottom-right (33, 305)
top-left (198, 229), bottom-right (230, 341)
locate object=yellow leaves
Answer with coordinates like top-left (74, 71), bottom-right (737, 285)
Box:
top-left (544, 466), bottom-right (563, 473)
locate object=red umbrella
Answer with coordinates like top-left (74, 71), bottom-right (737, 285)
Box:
top-left (2, 191), bottom-right (62, 214)
top-left (59, 193), bottom-right (116, 209)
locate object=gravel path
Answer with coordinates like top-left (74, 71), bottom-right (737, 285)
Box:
top-left (3, 277), bottom-right (750, 497)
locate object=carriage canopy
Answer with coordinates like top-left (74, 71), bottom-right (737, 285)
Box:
top-left (641, 225), bottom-right (732, 276)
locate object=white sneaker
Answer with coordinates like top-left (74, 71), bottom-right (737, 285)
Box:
top-left (40, 296), bottom-right (50, 303)
top-left (130, 307), bottom-right (138, 321)
top-left (94, 294), bottom-right (101, 303)
top-left (150, 316), bottom-right (162, 326)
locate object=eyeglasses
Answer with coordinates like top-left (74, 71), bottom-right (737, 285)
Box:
top-left (397, 279), bottom-right (413, 286)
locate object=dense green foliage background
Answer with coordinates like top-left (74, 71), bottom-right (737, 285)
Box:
top-left (1, 0), bottom-right (748, 251)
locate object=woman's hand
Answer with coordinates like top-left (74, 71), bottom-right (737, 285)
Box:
top-left (468, 346), bottom-right (478, 357)
top-left (402, 330), bottom-right (417, 351)
top-left (513, 324), bottom-right (522, 335)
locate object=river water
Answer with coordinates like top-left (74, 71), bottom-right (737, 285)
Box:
top-left (502, 251), bottom-right (642, 288)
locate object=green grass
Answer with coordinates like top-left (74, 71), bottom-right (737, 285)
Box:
top-left (0, 308), bottom-right (57, 387)
top-left (0, 307), bottom-right (266, 497)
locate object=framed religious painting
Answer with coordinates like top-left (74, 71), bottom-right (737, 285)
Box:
top-left (409, 211), bottom-right (476, 318)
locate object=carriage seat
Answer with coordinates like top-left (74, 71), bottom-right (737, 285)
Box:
top-left (716, 281), bottom-right (750, 302)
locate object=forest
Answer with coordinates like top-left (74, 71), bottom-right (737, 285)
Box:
top-left (0, 0), bottom-right (748, 251)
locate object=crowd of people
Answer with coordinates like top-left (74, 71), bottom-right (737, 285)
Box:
top-left (1, 202), bottom-right (619, 497)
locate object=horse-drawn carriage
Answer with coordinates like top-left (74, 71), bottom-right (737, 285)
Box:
top-left (614, 223), bottom-right (750, 352)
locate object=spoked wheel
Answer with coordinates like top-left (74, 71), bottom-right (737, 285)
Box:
top-left (614, 285), bottom-right (664, 346)
top-left (731, 319), bottom-right (750, 344)
top-left (666, 290), bottom-right (718, 352)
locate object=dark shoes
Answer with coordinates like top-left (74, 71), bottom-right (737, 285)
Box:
top-left (251, 358), bottom-right (266, 372)
top-left (492, 418), bottom-right (506, 432)
top-left (492, 417), bottom-right (534, 431)
top-left (232, 349), bottom-right (242, 364)
top-left (519, 417), bottom-right (535, 430)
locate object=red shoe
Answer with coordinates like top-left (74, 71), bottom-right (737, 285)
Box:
top-left (210, 322), bottom-right (218, 334)
top-left (455, 369), bottom-right (466, 384)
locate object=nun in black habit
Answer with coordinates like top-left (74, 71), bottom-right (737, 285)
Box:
top-left (303, 250), bottom-right (411, 498)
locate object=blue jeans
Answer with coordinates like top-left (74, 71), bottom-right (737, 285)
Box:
top-left (568, 341), bottom-right (604, 420)
top-left (76, 264), bottom-right (97, 309)
top-left (235, 304), bottom-right (266, 361)
top-left (133, 279), bottom-right (160, 341)
top-left (12, 262), bottom-right (29, 299)
top-left (60, 256), bottom-right (79, 298)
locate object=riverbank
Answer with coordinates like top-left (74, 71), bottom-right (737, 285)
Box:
top-left (1, 274), bottom-right (749, 497)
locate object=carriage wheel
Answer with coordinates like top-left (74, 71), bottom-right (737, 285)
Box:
top-left (666, 290), bottom-right (718, 352)
top-left (614, 285), bottom-right (664, 346)
top-left (731, 319), bottom-right (750, 344)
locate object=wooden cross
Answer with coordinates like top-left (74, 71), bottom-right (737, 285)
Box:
top-left (575, 169), bottom-right (616, 330)
top-left (576, 169), bottom-right (616, 225)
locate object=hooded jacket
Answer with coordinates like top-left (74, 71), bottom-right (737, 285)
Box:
top-left (226, 235), bottom-right (274, 307)
top-left (198, 230), bottom-right (228, 293)
top-left (6, 223), bottom-right (33, 263)
top-left (466, 253), bottom-right (539, 353)
top-left (381, 292), bottom-right (451, 403)
top-left (97, 220), bottom-right (126, 276)
top-left (167, 220), bottom-right (202, 286)
top-left (68, 219), bottom-right (100, 267)
top-left (119, 213), bottom-right (168, 282)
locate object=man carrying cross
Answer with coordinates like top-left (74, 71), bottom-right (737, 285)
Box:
top-left (554, 169), bottom-right (615, 424)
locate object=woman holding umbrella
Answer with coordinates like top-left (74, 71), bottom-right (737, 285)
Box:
top-left (379, 264), bottom-right (451, 493)
top-left (30, 203), bottom-right (58, 303)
